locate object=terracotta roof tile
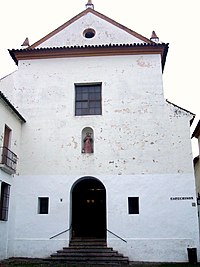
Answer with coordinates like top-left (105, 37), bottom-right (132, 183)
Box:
top-left (9, 42), bottom-right (169, 72)
top-left (10, 42), bottom-right (168, 51)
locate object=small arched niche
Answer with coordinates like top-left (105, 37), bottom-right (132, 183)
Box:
top-left (82, 127), bottom-right (94, 153)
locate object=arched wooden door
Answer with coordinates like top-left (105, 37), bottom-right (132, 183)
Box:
top-left (72, 177), bottom-right (106, 239)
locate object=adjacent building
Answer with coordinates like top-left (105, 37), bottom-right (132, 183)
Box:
top-left (192, 121), bottom-right (200, 214)
top-left (0, 91), bottom-right (25, 259)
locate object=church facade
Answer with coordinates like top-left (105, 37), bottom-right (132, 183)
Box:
top-left (0, 2), bottom-right (199, 262)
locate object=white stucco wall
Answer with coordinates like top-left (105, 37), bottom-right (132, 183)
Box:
top-left (13, 173), bottom-right (198, 262)
top-left (11, 54), bottom-right (193, 176)
top-left (37, 12), bottom-right (145, 48)
top-left (0, 100), bottom-right (23, 259)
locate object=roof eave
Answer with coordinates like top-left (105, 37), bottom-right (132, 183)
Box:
top-left (166, 99), bottom-right (196, 126)
top-left (9, 49), bottom-right (18, 65)
top-left (9, 43), bottom-right (169, 68)
top-left (161, 43), bottom-right (169, 73)
top-left (194, 156), bottom-right (200, 166)
top-left (192, 120), bottom-right (200, 138)
top-left (0, 91), bottom-right (26, 123)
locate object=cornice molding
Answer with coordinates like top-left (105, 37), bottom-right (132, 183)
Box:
top-left (9, 43), bottom-right (169, 72)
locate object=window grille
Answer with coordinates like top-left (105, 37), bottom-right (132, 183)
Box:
top-left (75, 84), bottom-right (102, 116)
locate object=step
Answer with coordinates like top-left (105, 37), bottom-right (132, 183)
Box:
top-left (48, 238), bottom-right (129, 265)
top-left (51, 252), bottom-right (124, 257)
top-left (47, 257), bottom-right (129, 264)
top-left (70, 240), bottom-right (106, 242)
top-left (68, 246), bottom-right (108, 250)
top-left (61, 247), bottom-right (113, 252)
top-left (70, 241), bottom-right (107, 247)
top-left (46, 259), bottom-right (129, 266)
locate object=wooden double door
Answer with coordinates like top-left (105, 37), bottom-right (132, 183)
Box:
top-left (72, 178), bottom-right (106, 239)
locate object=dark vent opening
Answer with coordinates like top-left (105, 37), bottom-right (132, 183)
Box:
top-left (83, 28), bottom-right (96, 39)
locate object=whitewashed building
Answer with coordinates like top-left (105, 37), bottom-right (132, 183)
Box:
top-left (0, 1), bottom-right (199, 263)
top-left (0, 91), bottom-right (25, 259)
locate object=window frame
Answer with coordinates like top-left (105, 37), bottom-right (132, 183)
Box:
top-left (2, 125), bottom-right (12, 165)
top-left (75, 83), bottom-right (102, 116)
top-left (0, 182), bottom-right (11, 221)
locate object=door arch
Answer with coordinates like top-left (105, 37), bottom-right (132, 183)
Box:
top-left (71, 177), bottom-right (106, 239)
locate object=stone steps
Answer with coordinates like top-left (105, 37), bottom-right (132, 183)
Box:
top-left (60, 247), bottom-right (113, 253)
top-left (47, 239), bottom-right (129, 265)
top-left (70, 238), bottom-right (107, 246)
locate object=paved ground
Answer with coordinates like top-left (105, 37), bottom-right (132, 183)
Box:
top-left (0, 258), bottom-right (200, 267)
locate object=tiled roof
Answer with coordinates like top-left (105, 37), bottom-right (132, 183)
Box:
top-left (9, 42), bottom-right (169, 71)
top-left (10, 42), bottom-right (168, 52)
top-left (0, 91), bottom-right (26, 122)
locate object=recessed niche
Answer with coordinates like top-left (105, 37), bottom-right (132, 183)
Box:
top-left (82, 127), bottom-right (94, 153)
top-left (83, 28), bottom-right (96, 39)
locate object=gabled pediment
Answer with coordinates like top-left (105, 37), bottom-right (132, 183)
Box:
top-left (10, 7), bottom-right (169, 71)
top-left (29, 8), bottom-right (152, 49)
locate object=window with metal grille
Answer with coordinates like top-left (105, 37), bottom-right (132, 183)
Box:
top-left (0, 182), bottom-right (10, 221)
top-left (128, 197), bottom-right (139, 214)
top-left (38, 197), bottom-right (49, 214)
top-left (75, 84), bottom-right (102, 116)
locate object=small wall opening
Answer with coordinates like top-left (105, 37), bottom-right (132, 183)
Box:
top-left (83, 28), bottom-right (96, 39)
top-left (38, 197), bottom-right (49, 214)
top-left (128, 197), bottom-right (139, 214)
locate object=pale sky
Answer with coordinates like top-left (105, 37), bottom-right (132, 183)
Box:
top-left (0, 0), bottom-right (199, 155)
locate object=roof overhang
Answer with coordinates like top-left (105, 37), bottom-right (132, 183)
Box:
top-left (9, 43), bottom-right (169, 72)
top-left (192, 120), bottom-right (200, 138)
top-left (194, 156), bottom-right (199, 166)
top-left (166, 99), bottom-right (196, 126)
